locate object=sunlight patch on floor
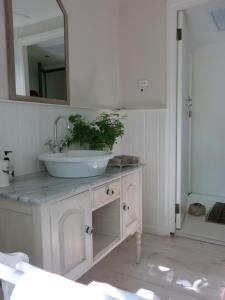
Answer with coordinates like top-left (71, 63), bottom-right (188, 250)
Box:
top-left (147, 264), bottom-right (211, 296)
top-left (158, 266), bottom-right (171, 272)
top-left (176, 278), bottom-right (209, 293)
top-left (136, 288), bottom-right (161, 300)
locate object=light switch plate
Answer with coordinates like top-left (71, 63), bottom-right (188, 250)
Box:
top-left (137, 79), bottom-right (149, 92)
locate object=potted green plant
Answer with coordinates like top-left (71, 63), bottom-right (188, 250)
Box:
top-left (64, 112), bottom-right (125, 151)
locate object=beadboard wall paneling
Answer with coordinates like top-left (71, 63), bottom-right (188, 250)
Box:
top-left (0, 102), bottom-right (168, 236)
top-left (0, 100), bottom-right (100, 176)
top-left (120, 109), bottom-right (168, 235)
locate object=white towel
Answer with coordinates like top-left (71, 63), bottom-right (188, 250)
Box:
top-left (10, 268), bottom-right (117, 300)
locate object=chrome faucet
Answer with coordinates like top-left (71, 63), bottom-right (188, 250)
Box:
top-left (45, 116), bottom-right (70, 153)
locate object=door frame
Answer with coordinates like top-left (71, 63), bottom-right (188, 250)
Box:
top-left (166, 0), bottom-right (216, 233)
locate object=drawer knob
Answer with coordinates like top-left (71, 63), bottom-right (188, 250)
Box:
top-left (85, 225), bottom-right (94, 235)
top-left (122, 203), bottom-right (130, 211)
top-left (106, 187), bottom-right (115, 196)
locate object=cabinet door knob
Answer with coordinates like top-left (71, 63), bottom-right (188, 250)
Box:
top-left (105, 187), bottom-right (114, 196)
top-left (122, 203), bottom-right (130, 211)
top-left (85, 225), bottom-right (94, 235)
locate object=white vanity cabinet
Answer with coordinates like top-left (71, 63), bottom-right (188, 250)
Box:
top-left (122, 172), bottom-right (142, 238)
top-left (0, 168), bottom-right (142, 280)
top-left (49, 191), bottom-right (92, 279)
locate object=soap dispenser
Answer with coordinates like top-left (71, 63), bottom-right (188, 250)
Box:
top-left (4, 151), bottom-right (15, 182)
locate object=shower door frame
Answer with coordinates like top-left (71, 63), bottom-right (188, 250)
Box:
top-left (166, 0), bottom-right (216, 234)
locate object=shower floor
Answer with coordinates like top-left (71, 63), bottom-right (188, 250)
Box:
top-left (176, 194), bottom-right (225, 245)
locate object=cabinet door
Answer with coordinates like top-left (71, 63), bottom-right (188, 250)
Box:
top-left (122, 172), bottom-right (141, 238)
top-left (50, 191), bottom-right (92, 279)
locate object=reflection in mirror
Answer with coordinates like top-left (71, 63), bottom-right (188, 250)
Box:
top-left (5, 0), bottom-right (69, 104)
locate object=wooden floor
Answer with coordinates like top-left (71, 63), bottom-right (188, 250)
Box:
top-left (78, 234), bottom-right (225, 300)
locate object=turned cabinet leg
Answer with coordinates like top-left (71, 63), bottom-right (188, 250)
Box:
top-left (135, 232), bottom-right (142, 264)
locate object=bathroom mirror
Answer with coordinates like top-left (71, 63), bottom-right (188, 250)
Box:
top-left (4, 0), bottom-right (70, 105)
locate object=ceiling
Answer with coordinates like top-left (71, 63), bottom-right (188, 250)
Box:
top-left (28, 37), bottom-right (65, 69)
top-left (185, 0), bottom-right (225, 46)
top-left (13, 0), bottom-right (63, 27)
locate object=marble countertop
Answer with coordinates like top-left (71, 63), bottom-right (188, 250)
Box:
top-left (0, 166), bottom-right (141, 205)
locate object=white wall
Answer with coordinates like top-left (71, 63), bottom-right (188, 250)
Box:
top-left (120, 109), bottom-right (168, 235)
top-left (0, 0), bottom-right (101, 176)
top-left (118, 0), bottom-right (167, 109)
top-left (64, 0), bottom-right (167, 108)
top-left (63, 0), bottom-right (120, 108)
top-left (0, 100), bottom-right (101, 176)
top-left (1, 0), bottom-right (167, 109)
top-left (0, 0), bottom-right (169, 235)
top-left (0, 100), bottom-right (169, 235)
top-left (192, 43), bottom-right (225, 197)
top-left (0, 0), bottom-right (120, 107)
top-left (0, 0), bottom-right (119, 174)
top-left (65, 0), bottom-right (167, 108)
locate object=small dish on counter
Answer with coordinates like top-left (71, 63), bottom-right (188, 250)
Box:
top-left (109, 155), bottom-right (140, 169)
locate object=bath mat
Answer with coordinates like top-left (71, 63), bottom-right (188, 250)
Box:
top-left (206, 202), bottom-right (225, 224)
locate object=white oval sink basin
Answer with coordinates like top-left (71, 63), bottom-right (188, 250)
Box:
top-left (38, 150), bottom-right (114, 178)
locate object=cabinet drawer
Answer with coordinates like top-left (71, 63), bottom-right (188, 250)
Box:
top-left (92, 180), bottom-right (120, 210)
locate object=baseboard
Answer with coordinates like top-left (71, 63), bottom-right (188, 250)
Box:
top-left (176, 230), bottom-right (225, 246)
top-left (143, 225), bottom-right (170, 236)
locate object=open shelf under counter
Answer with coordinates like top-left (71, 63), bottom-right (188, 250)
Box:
top-left (93, 234), bottom-right (120, 262)
top-left (92, 198), bottom-right (121, 262)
